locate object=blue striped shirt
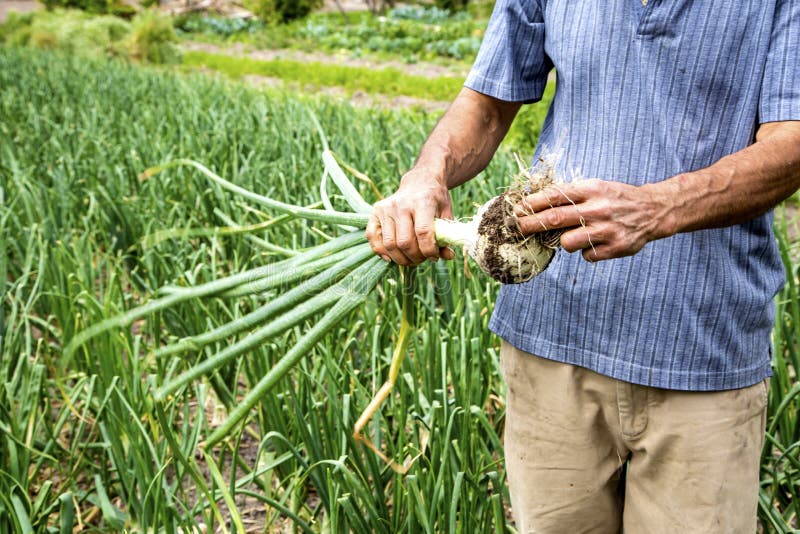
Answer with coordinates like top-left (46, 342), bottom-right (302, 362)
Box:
top-left (465, 0), bottom-right (800, 390)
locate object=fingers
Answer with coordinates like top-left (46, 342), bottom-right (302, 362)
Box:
top-left (559, 226), bottom-right (597, 253)
top-left (414, 204), bottom-right (441, 261)
top-left (514, 179), bottom-right (604, 216)
top-left (395, 213), bottom-right (427, 265)
top-left (366, 203), bottom-right (427, 266)
top-left (560, 226), bottom-right (643, 261)
top-left (365, 214), bottom-right (391, 262)
top-left (366, 183), bottom-right (457, 265)
top-left (378, 211), bottom-right (415, 266)
top-left (510, 179), bottom-right (655, 263)
top-left (515, 205), bottom-right (586, 235)
top-left (439, 246), bottom-right (456, 260)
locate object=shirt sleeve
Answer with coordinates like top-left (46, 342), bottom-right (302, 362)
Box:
top-left (464, 0), bottom-right (552, 103)
top-left (759, 0), bottom-right (800, 123)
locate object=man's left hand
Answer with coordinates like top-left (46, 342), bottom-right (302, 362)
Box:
top-left (514, 179), bottom-right (675, 262)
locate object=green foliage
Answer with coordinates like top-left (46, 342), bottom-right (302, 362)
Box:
top-left (179, 8), bottom-right (485, 62)
top-left (249, 0), bottom-right (323, 24)
top-left (504, 83), bottom-right (556, 155)
top-left (126, 10), bottom-right (179, 64)
top-left (467, 0), bottom-right (497, 19)
top-left (0, 11), bottom-right (35, 45)
top-left (434, 0), bottom-right (470, 12)
top-left (388, 5), bottom-right (469, 23)
top-left (39, 0), bottom-right (137, 17)
top-left (0, 46), bottom-right (515, 531)
top-left (1, 9), bottom-right (130, 58)
top-left (291, 8), bottom-right (483, 60)
top-left (41, 0), bottom-right (112, 14)
top-left (0, 8), bottom-right (179, 64)
top-left (173, 13), bottom-right (264, 37)
top-left (182, 49), bottom-right (465, 102)
top-left (762, 214), bottom-right (800, 528)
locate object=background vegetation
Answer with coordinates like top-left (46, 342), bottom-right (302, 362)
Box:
top-left (0, 8), bottom-right (178, 63)
top-left (174, 8), bottom-right (485, 62)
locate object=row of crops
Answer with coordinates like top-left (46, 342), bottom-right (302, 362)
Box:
top-left (175, 7), bottom-right (487, 62)
top-left (1, 48), bottom-right (798, 531)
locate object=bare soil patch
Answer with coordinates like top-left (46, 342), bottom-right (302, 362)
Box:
top-left (319, 0), bottom-right (373, 13)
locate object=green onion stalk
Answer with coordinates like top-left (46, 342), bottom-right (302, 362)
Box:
top-left (62, 148), bottom-right (561, 458)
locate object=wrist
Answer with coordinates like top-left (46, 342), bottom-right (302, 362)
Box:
top-left (641, 180), bottom-right (682, 240)
top-left (400, 164), bottom-right (448, 190)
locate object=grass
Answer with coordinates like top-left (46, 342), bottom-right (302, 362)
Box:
top-left (182, 49), bottom-right (465, 102)
top-left (2, 7), bottom-right (547, 154)
top-left (1, 46), bottom-right (797, 532)
top-left (181, 49), bottom-right (552, 155)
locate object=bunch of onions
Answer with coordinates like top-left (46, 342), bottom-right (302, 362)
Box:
top-left (63, 143), bottom-right (562, 456)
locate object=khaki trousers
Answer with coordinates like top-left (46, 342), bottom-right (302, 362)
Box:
top-left (500, 341), bottom-right (769, 534)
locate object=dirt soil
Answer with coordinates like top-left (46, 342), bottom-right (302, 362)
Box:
top-left (320, 0), bottom-right (374, 13)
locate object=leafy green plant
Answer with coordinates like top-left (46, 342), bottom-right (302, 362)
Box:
top-left (39, 0), bottom-right (137, 17)
top-left (292, 12), bottom-right (482, 60)
top-left (40, 0), bottom-right (112, 14)
top-left (23, 9), bottom-right (129, 58)
top-left (389, 5), bottom-right (469, 23)
top-left (177, 9), bottom-right (486, 62)
top-left (434, 0), bottom-right (470, 12)
top-left (173, 14), bottom-right (264, 37)
top-left (249, 0), bottom-right (323, 24)
top-left (0, 8), bottom-right (178, 64)
top-left (0, 11), bottom-right (35, 45)
top-left (126, 9), bottom-right (179, 64)
top-left (761, 213), bottom-right (800, 528)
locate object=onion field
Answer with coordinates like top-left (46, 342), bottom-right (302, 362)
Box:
top-left (1, 47), bottom-right (798, 532)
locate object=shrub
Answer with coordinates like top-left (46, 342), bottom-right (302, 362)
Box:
top-left (39, 0), bottom-right (138, 16)
top-left (126, 10), bottom-right (180, 64)
top-left (173, 14), bottom-right (264, 38)
top-left (434, 0), bottom-right (470, 12)
top-left (11, 9), bottom-right (130, 58)
top-left (249, 0), bottom-right (323, 23)
top-left (1, 8), bottom-right (178, 64)
top-left (40, 0), bottom-right (112, 14)
top-left (0, 11), bottom-right (35, 45)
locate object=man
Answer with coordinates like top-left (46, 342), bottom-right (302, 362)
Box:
top-left (366, 1), bottom-right (800, 532)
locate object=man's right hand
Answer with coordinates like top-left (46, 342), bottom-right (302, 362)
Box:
top-left (364, 88), bottom-right (523, 266)
top-left (366, 168), bottom-right (456, 266)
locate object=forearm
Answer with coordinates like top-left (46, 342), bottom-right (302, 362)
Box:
top-left (409, 87), bottom-right (521, 190)
top-left (651, 121), bottom-right (800, 238)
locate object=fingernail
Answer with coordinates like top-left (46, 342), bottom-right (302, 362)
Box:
top-left (381, 255), bottom-right (391, 262)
